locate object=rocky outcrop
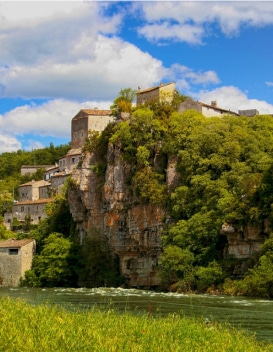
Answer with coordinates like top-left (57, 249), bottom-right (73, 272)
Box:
top-left (67, 137), bottom-right (271, 287)
top-left (67, 144), bottom-right (164, 288)
top-left (220, 222), bottom-right (270, 258)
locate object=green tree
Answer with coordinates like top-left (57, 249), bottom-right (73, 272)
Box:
top-left (29, 233), bottom-right (74, 287)
top-left (0, 190), bottom-right (14, 216)
top-left (196, 261), bottom-right (223, 291)
top-left (158, 245), bottom-right (195, 290)
top-left (110, 88), bottom-right (137, 116)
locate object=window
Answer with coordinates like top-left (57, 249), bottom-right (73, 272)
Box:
top-left (9, 248), bottom-right (18, 255)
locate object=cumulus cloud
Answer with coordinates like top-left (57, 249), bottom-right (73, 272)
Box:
top-left (198, 86), bottom-right (273, 115)
top-left (0, 2), bottom-right (163, 101)
top-left (0, 98), bottom-right (113, 139)
top-left (0, 133), bottom-right (21, 153)
top-left (138, 22), bottom-right (204, 45)
top-left (136, 2), bottom-right (273, 43)
top-left (0, 35), bottom-right (163, 100)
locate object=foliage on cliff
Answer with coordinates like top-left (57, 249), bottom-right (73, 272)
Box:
top-left (103, 106), bottom-right (273, 293)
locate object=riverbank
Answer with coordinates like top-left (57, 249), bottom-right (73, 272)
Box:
top-left (0, 297), bottom-right (272, 352)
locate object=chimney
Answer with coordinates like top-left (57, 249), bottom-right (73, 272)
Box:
top-left (211, 100), bottom-right (217, 108)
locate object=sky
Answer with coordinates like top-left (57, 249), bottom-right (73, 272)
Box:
top-left (0, 1), bottom-right (273, 153)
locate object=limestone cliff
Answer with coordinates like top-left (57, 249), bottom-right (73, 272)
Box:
top-left (220, 221), bottom-right (270, 259)
top-left (67, 144), bottom-right (165, 288)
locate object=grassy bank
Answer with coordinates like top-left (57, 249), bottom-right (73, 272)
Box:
top-left (0, 297), bottom-right (272, 352)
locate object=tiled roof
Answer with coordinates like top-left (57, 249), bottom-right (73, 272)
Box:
top-left (82, 109), bottom-right (112, 115)
top-left (19, 180), bottom-right (51, 187)
top-left (21, 165), bottom-right (54, 169)
top-left (0, 238), bottom-right (34, 248)
top-left (13, 198), bottom-right (54, 205)
top-left (201, 102), bottom-right (238, 116)
top-left (137, 82), bottom-right (174, 94)
top-left (73, 109), bottom-right (112, 119)
top-left (45, 165), bottom-right (59, 172)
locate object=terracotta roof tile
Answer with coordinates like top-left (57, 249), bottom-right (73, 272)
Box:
top-left (19, 180), bottom-right (51, 187)
top-left (0, 238), bottom-right (34, 248)
top-left (73, 109), bottom-right (112, 120)
top-left (137, 82), bottom-right (174, 94)
top-left (13, 198), bottom-right (54, 205)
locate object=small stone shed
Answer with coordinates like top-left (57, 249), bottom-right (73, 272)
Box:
top-left (0, 239), bottom-right (36, 287)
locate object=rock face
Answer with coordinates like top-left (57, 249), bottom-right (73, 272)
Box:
top-left (67, 144), bottom-right (164, 288)
top-left (67, 137), bottom-right (271, 287)
top-left (220, 222), bottom-right (270, 258)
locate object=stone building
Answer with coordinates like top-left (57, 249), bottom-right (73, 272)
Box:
top-left (71, 109), bottom-right (114, 149)
top-left (137, 82), bottom-right (175, 106)
top-left (0, 238), bottom-right (35, 287)
top-left (59, 148), bottom-right (82, 173)
top-left (18, 180), bottom-right (51, 202)
top-left (238, 109), bottom-right (259, 117)
top-left (44, 164), bottom-right (59, 181)
top-left (21, 165), bottom-right (55, 176)
top-left (4, 179), bottom-right (53, 229)
top-left (50, 172), bottom-right (70, 196)
top-left (178, 98), bottom-right (239, 117)
top-left (4, 198), bottom-right (54, 229)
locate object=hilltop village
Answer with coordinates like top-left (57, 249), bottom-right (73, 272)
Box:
top-left (0, 82), bottom-right (265, 287)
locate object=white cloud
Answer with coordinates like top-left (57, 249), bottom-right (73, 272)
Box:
top-left (136, 2), bottom-right (273, 43)
top-left (1, 2), bottom-right (162, 101)
top-left (0, 98), bottom-right (113, 139)
top-left (0, 133), bottom-right (21, 153)
top-left (138, 22), bottom-right (204, 45)
top-left (266, 81), bottom-right (273, 88)
top-left (166, 64), bottom-right (220, 92)
top-left (0, 35), bottom-right (163, 100)
top-left (0, 2), bottom-right (121, 66)
top-left (198, 86), bottom-right (273, 115)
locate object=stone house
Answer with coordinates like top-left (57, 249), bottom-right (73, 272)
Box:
top-left (178, 98), bottom-right (239, 117)
top-left (238, 109), bottom-right (259, 117)
top-left (137, 82), bottom-right (175, 105)
top-left (71, 109), bottom-right (114, 149)
top-left (21, 165), bottom-right (55, 176)
top-left (50, 172), bottom-right (70, 196)
top-left (59, 148), bottom-right (82, 173)
top-left (44, 164), bottom-right (59, 181)
top-left (4, 198), bottom-right (54, 229)
top-left (4, 179), bottom-right (53, 229)
top-left (18, 180), bottom-right (51, 202)
top-left (178, 98), bottom-right (259, 118)
top-left (0, 238), bottom-right (35, 287)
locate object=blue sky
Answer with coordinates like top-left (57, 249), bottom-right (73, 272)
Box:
top-left (0, 1), bottom-right (273, 153)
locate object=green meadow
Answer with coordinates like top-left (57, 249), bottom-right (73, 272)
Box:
top-left (0, 297), bottom-right (272, 352)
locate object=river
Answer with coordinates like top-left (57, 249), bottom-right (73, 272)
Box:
top-left (0, 287), bottom-right (273, 343)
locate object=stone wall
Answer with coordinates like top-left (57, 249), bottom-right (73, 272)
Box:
top-left (0, 239), bottom-right (35, 287)
top-left (220, 222), bottom-right (270, 259)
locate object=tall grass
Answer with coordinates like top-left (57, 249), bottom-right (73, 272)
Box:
top-left (0, 297), bottom-right (272, 352)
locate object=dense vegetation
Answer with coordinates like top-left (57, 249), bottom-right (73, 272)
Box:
top-left (1, 297), bottom-right (272, 351)
top-left (2, 89), bottom-right (273, 297)
top-left (99, 91), bottom-right (273, 297)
